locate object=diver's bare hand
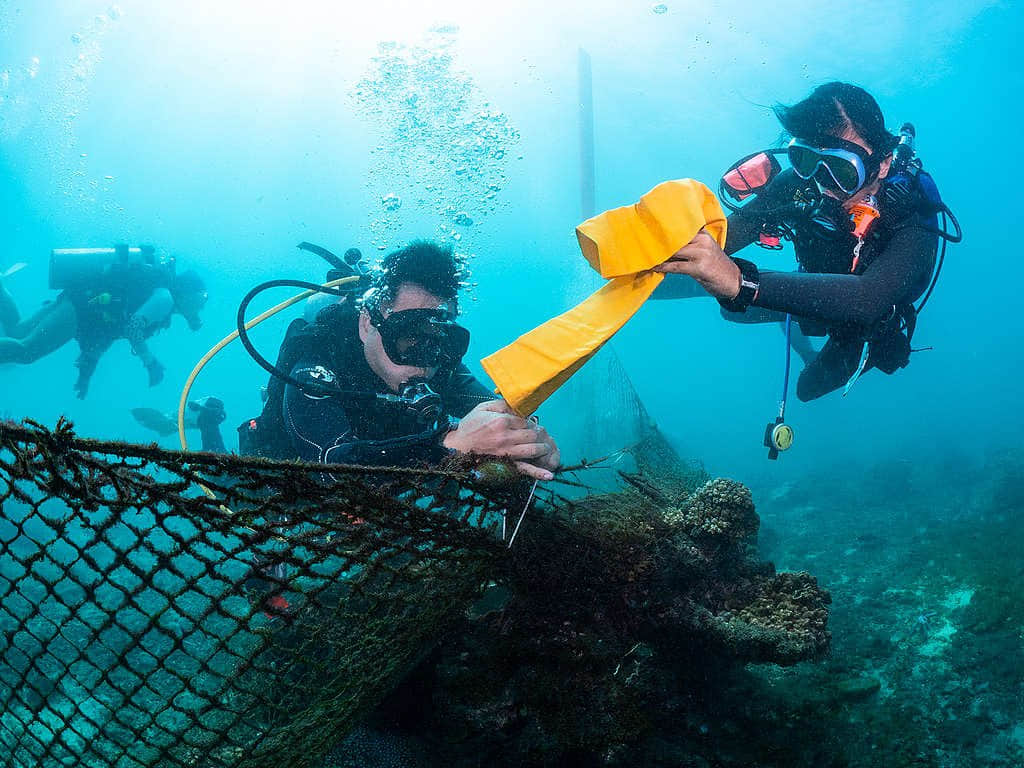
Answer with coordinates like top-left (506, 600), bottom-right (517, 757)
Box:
top-left (654, 228), bottom-right (741, 299)
top-left (444, 399), bottom-right (557, 481)
top-left (486, 400), bottom-right (561, 475)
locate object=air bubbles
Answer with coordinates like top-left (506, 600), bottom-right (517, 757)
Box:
top-left (353, 26), bottom-right (519, 252)
top-left (652, 3), bottom-right (669, 14)
top-left (380, 192), bottom-right (402, 211)
top-left (71, 33), bottom-right (82, 44)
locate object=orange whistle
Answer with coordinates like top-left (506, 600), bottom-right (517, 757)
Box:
top-left (850, 195), bottom-right (880, 239)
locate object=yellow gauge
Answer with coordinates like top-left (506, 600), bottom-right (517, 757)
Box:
top-left (771, 423), bottom-right (794, 452)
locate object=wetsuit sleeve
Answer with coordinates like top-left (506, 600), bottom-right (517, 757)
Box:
top-left (752, 224), bottom-right (938, 328)
top-left (282, 358), bottom-right (451, 467)
top-left (724, 201), bottom-right (769, 255)
top-left (443, 364), bottom-right (495, 418)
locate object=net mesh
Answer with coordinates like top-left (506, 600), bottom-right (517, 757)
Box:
top-left (0, 417), bottom-right (831, 768)
top-left (0, 418), bottom-right (517, 768)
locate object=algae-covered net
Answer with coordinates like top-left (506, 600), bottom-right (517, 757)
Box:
top-left (0, 419), bottom-right (517, 768)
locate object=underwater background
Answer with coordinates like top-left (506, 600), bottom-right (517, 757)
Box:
top-left (1, 0), bottom-right (1022, 765)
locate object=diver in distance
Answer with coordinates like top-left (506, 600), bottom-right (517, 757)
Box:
top-left (238, 239), bottom-right (561, 480)
top-left (653, 82), bottom-right (960, 401)
top-left (0, 245), bottom-right (208, 398)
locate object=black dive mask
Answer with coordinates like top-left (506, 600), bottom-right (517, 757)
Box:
top-left (368, 305), bottom-right (470, 368)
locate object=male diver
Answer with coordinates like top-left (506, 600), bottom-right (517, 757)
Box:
top-left (0, 245), bottom-right (207, 399)
top-left (240, 240), bottom-right (560, 480)
top-left (654, 82), bottom-right (958, 400)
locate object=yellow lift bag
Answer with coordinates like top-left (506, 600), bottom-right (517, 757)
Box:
top-left (481, 178), bottom-right (726, 415)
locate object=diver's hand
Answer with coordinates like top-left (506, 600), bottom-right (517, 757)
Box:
top-left (145, 358), bottom-right (166, 387)
top-left (489, 399), bottom-right (561, 473)
top-left (443, 399), bottom-right (558, 481)
top-left (74, 358), bottom-right (96, 399)
top-left (654, 228), bottom-right (741, 300)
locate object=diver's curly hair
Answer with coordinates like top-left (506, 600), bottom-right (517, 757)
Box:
top-left (364, 240), bottom-right (465, 312)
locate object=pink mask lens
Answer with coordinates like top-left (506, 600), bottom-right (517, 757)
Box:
top-left (723, 153), bottom-right (778, 200)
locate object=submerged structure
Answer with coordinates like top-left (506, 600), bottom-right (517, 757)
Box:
top-left (0, 419), bottom-right (829, 767)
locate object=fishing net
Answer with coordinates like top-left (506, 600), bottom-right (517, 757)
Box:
top-left (0, 415), bottom-right (831, 768)
top-left (0, 418), bottom-right (518, 768)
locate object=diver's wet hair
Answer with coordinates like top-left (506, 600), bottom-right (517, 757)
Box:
top-left (774, 82), bottom-right (897, 156)
top-left (365, 240), bottom-right (464, 312)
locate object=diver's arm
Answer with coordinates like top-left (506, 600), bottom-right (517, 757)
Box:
top-left (723, 204), bottom-right (768, 255)
top-left (651, 187), bottom-right (776, 301)
top-left (753, 225), bottom-right (938, 327)
top-left (125, 288), bottom-right (174, 374)
top-left (283, 360), bottom-right (451, 467)
top-left (74, 342), bottom-right (112, 399)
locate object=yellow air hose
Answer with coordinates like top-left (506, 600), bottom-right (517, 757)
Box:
top-left (177, 275), bottom-right (361, 454)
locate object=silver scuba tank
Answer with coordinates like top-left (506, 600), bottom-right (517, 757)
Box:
top-left (49, 244), bottom-right (169, 290)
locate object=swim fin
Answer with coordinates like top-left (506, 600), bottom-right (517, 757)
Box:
top-left (132, 407), bottom-right (197, 436)
top-left (1, 262), bottom-right (27, 279)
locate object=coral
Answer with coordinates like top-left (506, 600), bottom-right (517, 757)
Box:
top-left (402, 433), bottom-right (831, 765)
top-left (670, 477), bottom-right (759, 546)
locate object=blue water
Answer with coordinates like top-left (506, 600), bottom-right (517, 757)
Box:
top-left (2, 0), bottom-right (1020, 481)
top-left (1, 1), bottom-right (1022, 765)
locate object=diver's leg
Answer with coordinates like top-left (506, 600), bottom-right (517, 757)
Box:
top-left (796, 336), bottom-right (863, 402)
top-left (8, 299), bottom-right (59, 338)
top-left (0, 298), bottom-right (77, 364)
top-left (0, 281), bottom-right (19, 334)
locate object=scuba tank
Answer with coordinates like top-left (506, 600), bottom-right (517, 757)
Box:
top-left (49, 244), bottom-right (171, 290)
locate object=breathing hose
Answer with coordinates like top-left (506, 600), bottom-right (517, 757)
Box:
top-left (177, 276), bottom-right (361, 452)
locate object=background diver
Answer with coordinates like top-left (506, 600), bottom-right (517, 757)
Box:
top-left (0, 245), bottom-right (208, 398)
top-left (653, 81), bottom-right (960, 401)
top-left (238, 239), bottom-right (561, 480)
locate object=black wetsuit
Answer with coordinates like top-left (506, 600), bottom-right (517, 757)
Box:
top-left (279, 309), bottom-right (492, 470)
top-left (722, 169), bottom-right (939, 400)
top-left (68, 262), bottom-right (175, 387)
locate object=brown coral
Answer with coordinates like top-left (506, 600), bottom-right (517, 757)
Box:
top-left (675, 478), bottom-right (759, 546)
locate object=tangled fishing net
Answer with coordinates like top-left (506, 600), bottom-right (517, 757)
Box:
top-left (0, 418), bottom-right (514, 768)
top-left (0, 418), bottom-right (830, 768)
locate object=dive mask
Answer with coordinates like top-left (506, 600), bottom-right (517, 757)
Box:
top-left (368, 305), bottom-right (470, 368)
top-left (787, 138), bottom-right (876, 197)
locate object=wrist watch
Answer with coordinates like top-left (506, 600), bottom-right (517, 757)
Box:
top-left (717, 258), bottom-right (760, 313)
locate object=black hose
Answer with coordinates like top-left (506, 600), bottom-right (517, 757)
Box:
top-left (236, 279), bottom-right (350, 397)
top-left (296, 242), bottom-right (346, 271)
